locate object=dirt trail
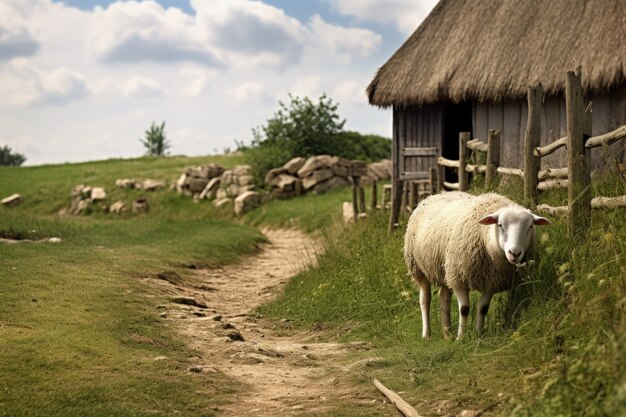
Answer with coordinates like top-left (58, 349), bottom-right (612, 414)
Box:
top-left (148, 229), bottom-right (386, 416)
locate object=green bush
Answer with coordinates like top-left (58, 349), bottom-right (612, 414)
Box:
top-left (0, 145), bottom-right (26, 166)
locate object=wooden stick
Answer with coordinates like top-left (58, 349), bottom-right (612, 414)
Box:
top-left (437, 156), bottom-right (460, 168)
top-left (388, 180), bottom-right (404, 233)
top-left (486, 129), bottom-right (501, 188)
top-left (443, 181), bottom-right (460, 190)
top-left (466, 164), bottom-right (487, 173)
top-left (497, 167), bottom-right (524, 177)
top-left (459, 132), bottom-right (469, 191)
top-left (373, 379), bottom-right (423, 417)
top-left (351, 179), bottom-right (359, 222)
top-left (437, 163), bottom-right (444, 193)
top-left (585, 124), bottom-right (626, 148)
top-left (538, 167), bottom-right (568, 180)
top-left (534, 136), bottom-right (567, 157)
top-left (371, 180), bottom-right (378, 210)
top-left (538, 179), bottom-right (569, 191)
top-left (591, 195), bottom-right (626, 209)
top-left (524, 84), bottom-right (542, 205)
top-left (466, 139), bottom-right (489, 152)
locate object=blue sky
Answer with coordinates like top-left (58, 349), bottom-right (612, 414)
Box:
top-left (1, 0), bottom-right (437, 165)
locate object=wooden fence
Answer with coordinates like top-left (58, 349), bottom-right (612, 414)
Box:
top-left (420, 68), bottom-right (626, 239)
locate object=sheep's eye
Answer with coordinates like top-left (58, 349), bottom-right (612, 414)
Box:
top-left (498, 223), bottom-right (503, 228)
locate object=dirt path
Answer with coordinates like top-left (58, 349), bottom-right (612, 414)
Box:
top-left (147, 229), bottom-right (386, 416)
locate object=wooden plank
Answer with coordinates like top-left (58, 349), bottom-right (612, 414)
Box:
top-left (371, 181), bottom-right (378, 210)
top-left (538, 167), bottom-right (568, 180)
top-left (502, 101), bottom-right (523, 167)
top-left (591, 195), bottom-right (626, 209)
top-left (538, 179), bottom-right (568, 190)
top-left (437, 163), bottom-right (445, 193)
top-left (444, 181), bottom-right (460, 190)
top-left (373, 379), bottom-right (423, 417)
top-left (524, 85), bottom-right (542, 205)
top-left (466, 164), bottom-right (487, 173)
top-left (537, 204), bottom-right (568, 217)
top-left (566, 68), bottom-right (592, 239)
top-left (459, 132), bottom-right (469, 191)
top-left (497, 167), bottom-right (524, 177)
top-left (401, 171), bottom-right (430, 180)
top-left (402, 147), bottom-right (439, 157)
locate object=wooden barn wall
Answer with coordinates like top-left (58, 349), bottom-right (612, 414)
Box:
top-left (472, 82), bottom-right (625, 169)
top-left (392, 105), bottom-right (443, 178)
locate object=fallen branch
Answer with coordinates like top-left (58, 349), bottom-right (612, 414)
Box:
top-left (497, 167), bottom-right (524, 177)
top-left (373, 379), bottom-right (423, 417)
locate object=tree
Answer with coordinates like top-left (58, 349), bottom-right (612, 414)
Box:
top-left (140, 121), bottom-right (170, 156)
top-left (0, 145), bottom-right (26, 166)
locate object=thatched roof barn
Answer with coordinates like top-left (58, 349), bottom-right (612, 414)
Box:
top-left (368, 0), bottom-right (625, 175)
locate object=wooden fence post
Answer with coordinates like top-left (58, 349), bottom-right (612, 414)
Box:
top-left (371, 180), bottom-right (378, 210)
top-left (388, 180), bottom-right (404, 233)
top-left (429, 167), bottom-right (437, 195)
top-left (524, 84), bottom-right (542, 205)
top-left (486, 129), bottom-right (500, 188)
top-left (437, 163), bottom-right (444, 194)
top-left (459, 132), bottom-right (470, 191)
top-left (352, 177), bottom-right (359, 221)
top-left (566, 68), bottom-right (591, 239)
top-left (358, 181), bottom-right (366, 213)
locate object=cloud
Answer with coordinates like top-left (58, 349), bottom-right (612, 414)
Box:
top-left (309, 15), bottom-right (381, 61)
top-left (122, 76), bottom-right (163, 99)
top-left (0, 59), bottom-right (89, 106)
top-left (333, 80), bottom-right (368, 105)
top-left (330, 0), bottom-right (439, 34)
top-left (0, 2), bottom-right (40, 60)
top-left (228, 81), bottom-right (272, 104)
top-left (180, 65), bottom-right (217, 97)
top-left (291, 76), bottom-right (323, 99)
top-left (90, 1), bottom-right (221, 66)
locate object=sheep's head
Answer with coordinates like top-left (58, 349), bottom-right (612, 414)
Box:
top-left (479, 207), bottom-right (550, 264)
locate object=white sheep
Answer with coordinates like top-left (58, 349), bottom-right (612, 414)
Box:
top-left (404, 192), bottom-right (550, 339)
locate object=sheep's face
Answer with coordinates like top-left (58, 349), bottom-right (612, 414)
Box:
top-left (479, 207), bottom-right (551, 264)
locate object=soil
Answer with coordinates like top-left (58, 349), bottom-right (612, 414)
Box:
top-left (145, 229), bottom-right (391, 416)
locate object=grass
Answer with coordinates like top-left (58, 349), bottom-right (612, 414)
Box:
top-left (0, 155), bottom-right (265, 417)
top-left (258, 170), bottom-right (626, 416)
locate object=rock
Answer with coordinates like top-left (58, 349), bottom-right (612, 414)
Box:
top-left (188, 178), bottom-right (209, 194)
top-left (221, 170), bottom-right (234, 185)
top-left (140, 179), bottom-right (165, 191)
top-left (71, 184), bottom-right (86, 198)
top-left (47, 237), bottom-right (62, 243)
top-left (238, 175), bottom-right (254, 186)
top-left (368, 160), bottom-right (392, 180)
top-left (226, 330), bottom-right (244, 342)
top-left (331, 164), bottom-right (350, 177)
top-left (188, 366), bottom-right (203, 373)
top-left (199, 177), bottom-right (221, 200)
top-left (234, 191), bottom-right (261, 216)
top-left (115, 179), bottom-right (136, 189)
top-left (175, 174), bottom-right (187, 193)
top-left (75, 199), bottom-right (90, 214)
top-left (170, 297), bottom-right (207, 309)
top-left (283, 156), bottom-right (306, 175)
top-left (222, 323), bottom-right (235, 329)
top-left (213, 198), bottom-right (233, 209)
top-left (132, 198), bottom-right (148, 213)
top-left (270, 174), bottom-right (301, 192)
top-left (264, 167), bottom-right (287, 185)
top-left (342, 201), bottom-right (354, 223)
top-left (330, 156), bottom-right (352, 167)
top-left (227, 183), bottom-right (240, 197)
top-left (232, 165), bottom-right (251, 176)
top-left (90, 187), bottom-right (107, 201)
top-left (302, 168), bottom-right (334, 190)
top-left (1, 193), bottom-right (22, 207)
top-left (297, 155), bottom-right (333, 178)
top-left (159, 312), bottom-right (167, 318)
top-left (313, 176), bottom-right (350, 194)
top-left (110, 201), bottom-right (126, 214)
top-left (215, 188), bottom-right (228, 200)
top-left (211, 314), bottom-right (223, 321)
top-left (459, 410), bottom-right (480, 417)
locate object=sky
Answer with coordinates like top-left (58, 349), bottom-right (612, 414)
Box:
top-left (0, 0), bottom-right (439, 166)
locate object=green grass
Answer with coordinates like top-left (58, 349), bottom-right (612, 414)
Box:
top-left (259, 172), bottom-right (626, 416)
top-left (0, 155), bottom-right (265, 417)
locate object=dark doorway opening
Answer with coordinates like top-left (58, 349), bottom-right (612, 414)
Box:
top-left (442, 102), bottom-right (473, 182)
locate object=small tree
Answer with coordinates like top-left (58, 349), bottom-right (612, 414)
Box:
top-left (140, 121), bottom-right (170, 156)
top-left (0, 145), bottom-right (26, 166)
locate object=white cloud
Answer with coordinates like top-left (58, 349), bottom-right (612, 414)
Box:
top-left (122, 76), bottom-right (163, 99)
top-left (0, 2), bottom-right (40, 60)
top-left (180, 65), bottom-right (217, 97)
top-left (228, 81), bottom-right (272, 104)
top-left (333, 80), bottom-right (367, 105)
top-left (309, 15), bottom-right (381, 61)
top-left (0, 59), bottom-right (89, 106)
top-left (331, 0), bottom-right (439, 34)
top-left (291, 76), bottom-right (323, 99)
top-left (90, 1), bottom-right (221, 66)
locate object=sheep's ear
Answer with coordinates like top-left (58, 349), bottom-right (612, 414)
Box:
top-left (478, 213), bottom-right (499, 225)
top-left (532, 214), bottom-right (551, 225)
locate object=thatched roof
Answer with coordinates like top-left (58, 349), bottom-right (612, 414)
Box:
top-left (368, 0), bottom-right (626, 107)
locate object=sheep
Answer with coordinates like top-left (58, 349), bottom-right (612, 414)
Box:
top-left (404, 191), bottom-right (550, 339)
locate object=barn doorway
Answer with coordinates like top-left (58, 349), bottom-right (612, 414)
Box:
top-left (442, 102), bottom-right (473, 182)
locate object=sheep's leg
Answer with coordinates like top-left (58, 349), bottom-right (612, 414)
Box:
top-left (419, 282), bottom-right (431, 339)
top-left (476, 291), bottom-right (493, 334)
top-left (439, 286), bottom-right (452, 339)
top-left (452, 287), bottom-right (470, 340)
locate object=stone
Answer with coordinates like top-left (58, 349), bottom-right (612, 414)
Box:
top-left (71, 184), bottom-right (86, 198)
top-left (221, 170), bottom-right (234, 185)
top-left (115, 179), bottom-right (136, 189)
top-left (342, 201), bottom-right (354, 223)
top-left (110, 201), bottom-right (126, 214)
top-left (271, 174), bottom-right (300, 192)
top-left (170, 296), bottom-right (207, 309)
top-left (297, 155), bottom-right (333, 178)
top-left (47, 237), bottom-right (62, 243)
top-left (283, 156), bottom-right (306, 175)
top-left (213, 198), bottom-right (233, 209)
top-left (330, 156), bottom-right (351, 167)
top-left (368, 160), bottom-right (392, 180)
top-left (175, 174), bottom-right (187, 193)
top-left (199, 177), bottom-right (221, 200)
top-left (75, 199), bottom-right (90, 214)
top-left (141, 179), bottom-right (165, 191)
top-left (1, 193), bottom-right (22, 207)
top-left (226, 330), bottom-right (244, 342)
top-left (234, 191), bottom-right (261, 216)
top-left (313, 176), bottom-right (350, 194)
top-left (188, 178), bottom-right (209, 194)
top-left (132, 198), bottom-right (148, 213)
top-left (215, 189), bottom-right (228, 200)
top-left (302, 168), bottom-right (333, 190)
top-left (232, 165), bottom-right (251, 176)
top-left (227, 183), bottom-right (240, 197)
top-left (238, 175), bottom-right (254, 186)
top-left (331, 164), bottom-right (350, 177)
top-left (264, 167), bottom-right (287, 185)
top-left (90, 187), bottom-right (107, 201)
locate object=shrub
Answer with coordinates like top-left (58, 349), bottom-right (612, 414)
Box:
top-left (0, 145), bottom-right (26, 166)
top-left (140, 121), bottom-right (171, 156)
